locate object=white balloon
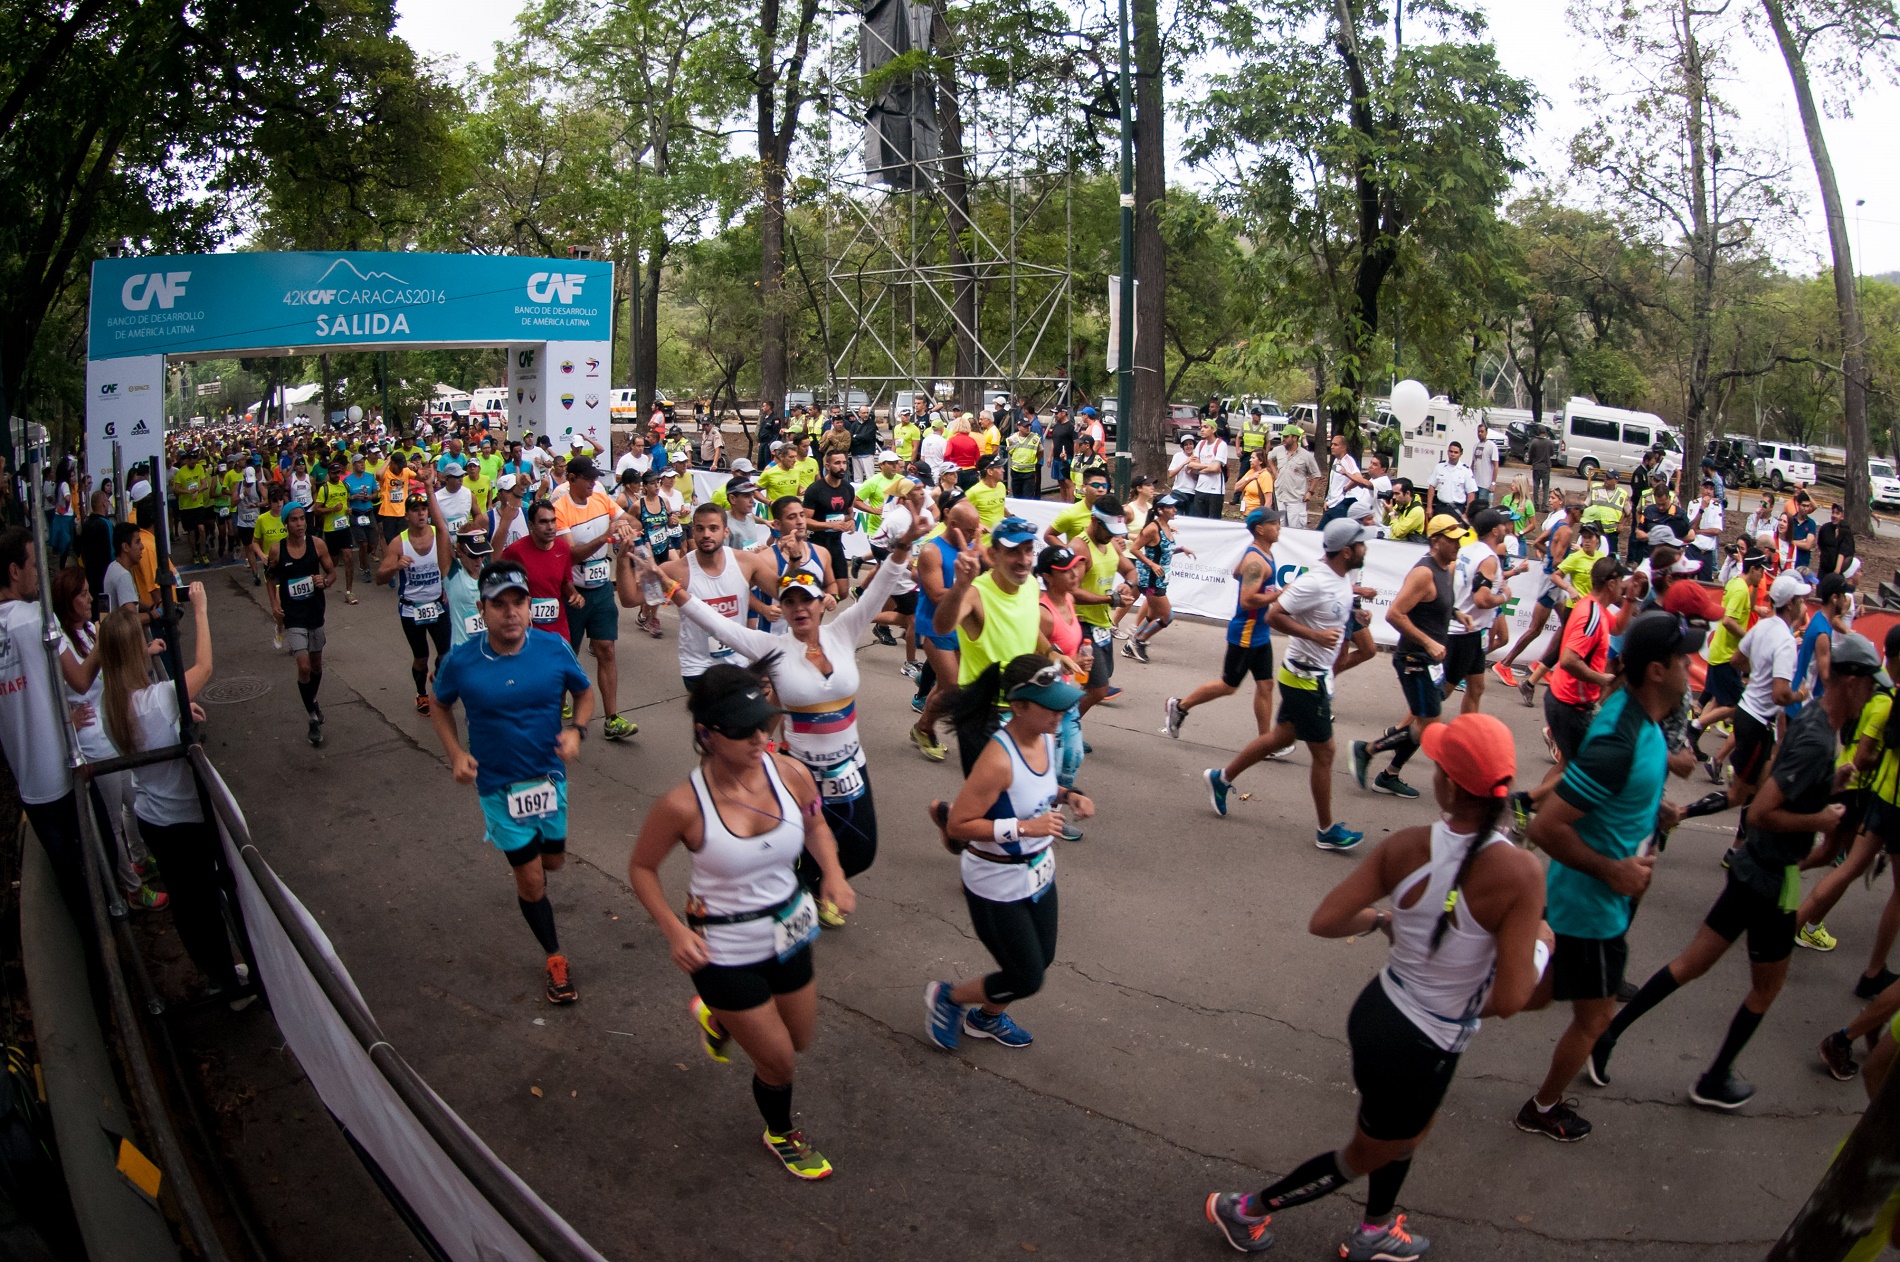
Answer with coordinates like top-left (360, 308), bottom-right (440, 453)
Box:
top-left (346, 404), bottom-right (364, 423)
top-left (1390, 379), bottom-right (1430, 430)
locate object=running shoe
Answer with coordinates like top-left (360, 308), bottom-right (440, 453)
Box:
top-left (1585, 1036), bottom-right (1614, 1087)
top-left (1819, 1029), bottom-right (1859, 1081)
top-left (414, 695), bottom-right (430, 716)
top-left (911, 693), bottom-right (926, 713)
top-left (924, 980), bottom-right (963, 1049)
top-left (1341, 1214), bottom-right (1430, 1261)
top-left (900, 660), bottom-right (922, 680)
top-left (1205, 1193), bottom-right (1274, 1253)
top-left (1492, 662), bottom-right (1518, 688)
top-left (1060, 817), bottom-right (1085, 842)
top-left (307, 718), bottom-right (323, 747)
top-left (604, 715), bottom-right (638, 741)
top-left (1373, 771), bottom-right (1419, 799)
top-left (1163, 696), bottom-right (1186, 739)
top-left (1083, 741), bottom-right (1093, 753)
top-left (1797, 922), bottom-right (1838, 952)
top-left (1264, 744), bottom-right (1292, 760)
top-left (1615, 979), bottom-right (1639, 1003)
top-left (690, 995), bottom-right (730, 1063)
top-left (130, 884), bottom-right (169, 911)
top-left (1121, 642), bottom-right (1137, 660)
top-left (1682, 790), bottom-right (1730, 819)
top-left (545, 954), bottom-right (577, 1004)
top-left (1518, 677), bottom-right (1536, 706)
top-left (1689, 1071), bottom-right (1755, 1111)
top-left (1869, 854), bottom-right (1889, 891)
top-left (872, 624), bottom-right (899, 647)
top-left (1509, 791), bottom-right (1534, 840)
top-left (1131, 640), bottom-right (1150, 664)
top-left (1701, 757), bottom-right (1725, 785)
top-left (1205, 768), bottom-right (1230, 817)
top-left (312, 703), bottom-right (325, 726)
top-left (1855, 967), bottom-right (1900, 1000)
top-left (562, 698), bottom-right (573, 722)
top-left (762, 1129), bottom-right (833, 1180)
top-left (1103, 686), bottom-right (1123, 700)
top-left (1541, 726), bottom-right (1560, 765)
top-left (818, 898), bottom-right (846, 929)
top-left (253, 573), bottom-right (262, 587)
top-left (963, 1008), bottom-right (1033, 1047)
top-left (911, 726), bottom-right (946, 761)
top-left (1350, 740), bottom-right (1372, 790)
top-left (1316, 823), bottom-right (1364, 851)
top-left (1513, 1096), bottom-right (1592, 1141)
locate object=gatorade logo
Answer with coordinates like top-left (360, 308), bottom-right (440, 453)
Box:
top-left (104, 422), bottom-right (117, 437)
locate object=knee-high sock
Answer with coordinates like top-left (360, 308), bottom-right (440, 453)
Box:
top-left (518, 896), bottom-right (559, 954)
top-left (1249, 1150), bottom-right (1358, 1217)
top-left (297, 678), bottom-right (319, 714)
top-left (412, 666), bottom-right (429, 697)
top-left (1368, 725), bottom-right (1414, 757)
top-left (1605, 966), bottom-right (1679, 1043)
top-left (753, 1075), bottom-right (793, 1135)
top-left (1365, 1158), bottom-right (1412, 1220)
top-left (1706, 1002), bottom-right (1765, 1080)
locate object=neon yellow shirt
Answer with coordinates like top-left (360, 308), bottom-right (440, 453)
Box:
top-left (1708, 575), bottom-right (1753, 665)
top-left (1557, 545), bottom-right (1601, 606)
top-left (757, 464), bottom-right (803, 505)
top-left (966, 479), bottom-right (1007, 533)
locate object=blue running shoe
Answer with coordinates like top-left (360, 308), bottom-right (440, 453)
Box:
top-left (962, 1008), bottom-right (1033, 1047)
top-left (910, 693), bottom-right (925, 713)
top-left (1351, 739), bottom-right (1372, 790)
top-left (1205, 768), bottom-right (1230, 817)
top-left (924, 981), bottom-right (963, 1050)
top-left (1316, 822), bottom-right (1364, 851)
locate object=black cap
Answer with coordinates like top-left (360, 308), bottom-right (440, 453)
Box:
top-left (567, 456), bottom-right (599, 480)
top-left (1621, 609), bottom-right (1707, 681)
top-left (1818, 572), bottom-right (1850, 601)
top-left (477, 560), bottom-right (530, 600)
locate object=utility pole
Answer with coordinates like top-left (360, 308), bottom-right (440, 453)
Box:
top-left (1113, 0), bottom-right (1135, 500)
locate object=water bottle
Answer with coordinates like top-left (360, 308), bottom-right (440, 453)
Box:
top-left (636, 542), bottom-right (665, 606)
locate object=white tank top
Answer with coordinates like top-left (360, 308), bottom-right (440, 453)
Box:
top-left (687, 755), bottom-right (807, 965)
top-left (679, 548), bottom-right (751, 675)
top-left (398, 530), bottom-right (443, 611)
top-left (1378, 821), bottom-right (1508, 1053)
top-left (1453, 539), bottom-right (1502, 631)
top-left (960, 728), bottom-right (1059, 904)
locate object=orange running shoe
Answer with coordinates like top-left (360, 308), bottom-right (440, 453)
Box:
top-left (1492, 661), bottom-right (1518, 688)
top-left (545, 954), bottom-right (577, 1004)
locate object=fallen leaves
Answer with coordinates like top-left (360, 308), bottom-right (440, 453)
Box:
top-left (529, 1085), bottom-right (543, 1098)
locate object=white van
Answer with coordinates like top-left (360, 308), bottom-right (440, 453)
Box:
top-left (1395, 398), bottom-right (1485, 487)
top-left (610, 387), bottom-right (639, 420)
top-left (1751, 442), bottom-right (1817, 491)
top-left (1559, 397), bottom-right (1682, 480)
top-left (1870, 459), bottom-right (1900, 508)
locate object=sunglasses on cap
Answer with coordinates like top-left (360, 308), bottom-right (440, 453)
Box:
top-left (1006, 663), bottom-right (1065, 695)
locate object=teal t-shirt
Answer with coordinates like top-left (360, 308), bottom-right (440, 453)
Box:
top-left (446, 567), bottom-right (483, 648)
top-left (1547, 688), bottom-right (1668, 939)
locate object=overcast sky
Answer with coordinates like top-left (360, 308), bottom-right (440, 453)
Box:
top-left (395, 0), bottom-right (1900, 274)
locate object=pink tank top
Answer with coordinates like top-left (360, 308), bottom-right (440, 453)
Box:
top-left (1040, 592), bottom-right (1083, 668)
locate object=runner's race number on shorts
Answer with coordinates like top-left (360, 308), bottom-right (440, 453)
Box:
top-left (773, 891), bottom-right (820, 961)
top-left (505, 778), bottom-right (558, 821)
top-left (817, 761), bottom-right (864, 802)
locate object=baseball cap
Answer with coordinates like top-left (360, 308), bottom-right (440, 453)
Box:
top-left (769, 440), bottom-right (787, 453)
top-left (478, 561), bottom-right (526, 599)
top-left (993, 516), bottom-right (1038, 546)
top-left (1426, 513), bottom-right (1466, 539)
top-left (1007, 662), bottom-right (1086, 713)
top-left (1035, 545), bottom-right (1086, 574)
top-left (1079, 406), bottom-right (1097, 416)
top-left (457, 528), bottom-right (492, 556)
top-left (729, 458), bottom-right (755, 474)
top-left (1832, 632), bottom-right (1882, 677)
top-left (1418, 713), bottom-right (1515, 800)
top-left (976, 453), bottom-right (1000, 473)
top-left (1244, 505), bottom-right (1282, 528)
top-left (876, 450), bottom-right (900, 464)
top-left (727, 477), bottom-right (760, 496)
top-left (1769, 572), bottom-right (1812, 607)
top-left (1621, 608), bottom-right (1708, 679)
top-left (777, 571), bottom-right (826, 600)
top-left (1817, 572), bottom-right (1850, 601)
top-left (567, 456), bottom-right (599, 480)
top-left (242, 468), bottom-right (257, 483)
top-left (1669, 553), bottom-right (1700, 574)
top-left (1088, 507), bottom-right (1127, 536)
top-left (1156, 493), bottom-right (1183, 509)
top-left (442, 461), bottom-right (466, 477)
top-left (569, 434), bottom-right (589, 449)
top-left (1645, 524), bottom-right (1683, 548)
top-left (1322, 518), bottom-right (1374, 553)
top-left (495, 473), bottom-right (519, 492)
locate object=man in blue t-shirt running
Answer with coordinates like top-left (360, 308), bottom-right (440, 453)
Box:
top-left (430, 558), bottom-right (595, 1005)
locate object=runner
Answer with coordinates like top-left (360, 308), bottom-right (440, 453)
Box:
top-left (1351, 514), bottom-right (1463, 799)
top-left (1204, 517), bottom-right (1377, 850)
top-left (639, 503), bottom-right (778, 690)
top-left (1121, 493), bottom-right (1192, 663)
top-left (345, 452), bottom-right (380, 581)
top-left (866, 475), bottom-right (929, 667)
top-left (264, 501), bottom-right (337, 746)
top-left (1165, 505), bottom-right (1282, 741)
top-left (1204, 713), bottom-right (1545, 1259)
top-left (1493, 491), bottom-right (1575, 688)
top-left (1515, 611), bottom-right (1696, 1141)
top-left (910, 500), bottom-right (980, 763)
top-left (932, 517), bottom-right (1052, 777)
top-left (376, 450), bottom-right (413, 545)
top-left (428, 558), bottom-right (593, 1006)
top-left (640, 510), bottom-right (924, 926)
top-left (487, 473), bottom-right (530, 551)
top-left (376, 488), bottom-right (454, 715)
top-left (501, 498), bottom-right (575, 643)
top-left (924, 654), bottom-right (1095, 1052)
top-left (1688, 549), bottom-right (1768, 772)
top-left (553, 457), bottom-right (635, 741)
top-left (1037, 546), bottom-right (1093, 842)
top-left (627, 664), bottom-right (852, 1180)
top-left (1589, 633), bottom-right (1882, 1110)
top-left (1071, 496), bottom-right (1136, 716)
top-left (234, 467), bottom-right (265, 586)
top-left (445, 526), bottom-right (491, 648)
top-left (1446, 508), bottom-right (1526, 714)
top-left (314, 458), bottom-right (356, 605)
top-left (1518, 517), bottom-right (1606, 701)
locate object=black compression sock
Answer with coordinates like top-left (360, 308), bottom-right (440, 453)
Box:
top-left (1388, 737), bottom-right (1419, 772)
top-left (1606, 966), bottom-right (1680, 1042)
top-left (1368, 725), bottom-right (1414, 756)
top-left (518, 896), bottom-right (560, 954)
top-left (916, 658), bottom-right (935, 701)
top-left (753, 1075), bottom-right (794, 1135)
top-left (309, 668), bottom-right (322, 702)
top-left (1257, 1150), bottom-right (1355, 1212)
top-left (1706, 1003), bottom-right (1765, 1079)
top-left (412, 666), bottom-right (428, 697)
top-left (1366, 1157), bottom-right (1412, 1219)
top-left (297, 678), bottom-right (318, 713)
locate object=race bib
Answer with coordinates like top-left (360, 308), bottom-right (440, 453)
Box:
top-left (772, 891), bottom-right (820, 962)
top-left (531, 597), bottom-right (560, 623)
top-left (1428, 662), bottom-right (1446, 688)
top-left (286, 575), bottom-right (315, 599)
top-left (404, 601), bottom-right (443, 623)
top-left (186, 481), bottom-right (199, 492)
top-left (505, 778), bottom-right (558, 821)
top-left (581, 554), bottom-right (612, 585)
top-left (217, 508), bottom-right (231, 518)
top-left (463, 613), bottom-right (486, 636)
top-left (355, 514), bottom-right (371, 527)
top-left (1025, 848), bottom-right (1055, 898)
top-left (817, 761), bottom-right (864, 802)
top-left (328, 514), bottom-right (349, 532)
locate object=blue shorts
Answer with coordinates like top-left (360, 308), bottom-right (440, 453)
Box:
top-left (919, 627), bottom-right (958, 652)
top-left (567, 583), bottom-right (619, 645)
top-left (1537, 585), bottom-right (1562, 610)
top-left (1395, 657), bottom-right (1443, 719)
top-left (479, 777), bottom-right (569, 854)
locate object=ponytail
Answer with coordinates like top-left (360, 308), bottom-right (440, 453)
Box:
top-left (946, 663), bottom-right (1004, 732)
top-left (1429, 788), bottom-right (1510, 953)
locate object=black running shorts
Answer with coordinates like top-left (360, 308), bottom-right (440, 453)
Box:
top-left (1221, 641), bottom-right (1274, 688)
top-left (1549, 933), bottom-right (1628, 1002)
top-left (1276, 680), bottom-right (1333, 745)
top-left (1867, 797), bottom-right (1900, 855)
top-left (1443, 631), bottom-right (1487, 682)
top-left (691, 944), bottom-right (814, 1012)
top-left (501, 833), bottom-right (566, 868)
top-left (1704, 871), bottom-right (1796, 964)
top-left (1347, 978), bottom-right (1461, 1141)
top-left (1543, 691), bottom-right (1597, 764)
top-left (1729, 710), bottom-right (1776, 785)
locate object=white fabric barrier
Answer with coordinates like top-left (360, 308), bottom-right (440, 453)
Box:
top-left (686, 471), bottom-right (1561, 662)
top-left (202, 761), bottom-right (608, 1262)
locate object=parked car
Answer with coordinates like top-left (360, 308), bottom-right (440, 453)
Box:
top-left (1558, 397), bottom-right (1682, 479)
top-left (1167, 402), bottom-right (1202, 434)
top-left (1751, 442), bottom-right (1816, 491)
top-left (1504, 420), bottom-right (1565, 466)
top-left (1870, 458), bottom-right (1900, 509)
top-left (1706, 435), bottom-right (1762, 489)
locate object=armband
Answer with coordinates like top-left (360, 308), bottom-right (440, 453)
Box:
top-left (992, 817), bottom-right (1020, 844)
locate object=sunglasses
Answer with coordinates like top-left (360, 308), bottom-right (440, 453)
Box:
top-left (704, 718), bottom-right (773, 741)
top-left (1009, 663), bottom-right (1064, 694)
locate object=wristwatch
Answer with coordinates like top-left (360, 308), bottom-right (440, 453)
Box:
top-left (574, 725), bottom-right (588, 741)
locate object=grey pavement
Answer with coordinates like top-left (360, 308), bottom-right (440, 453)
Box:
top-left (184, 558), bottom-right (1883, 1260)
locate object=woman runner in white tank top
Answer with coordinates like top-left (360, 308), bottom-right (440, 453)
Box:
top-left (1203, 714), bottom-right (1548, 1260)
top-left (376, 487), bottom-right (454, 713)
top-left (923, 655), bottom-right (1096, 1054)
top-left (629, 665), bottom-right (855, 1183)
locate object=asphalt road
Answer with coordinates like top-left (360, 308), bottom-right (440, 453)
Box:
top-left (185, 558), bottom-right (1886, 1261)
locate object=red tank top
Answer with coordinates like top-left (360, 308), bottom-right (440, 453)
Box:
top-left (1040, 592), bottom-right (1083, 672)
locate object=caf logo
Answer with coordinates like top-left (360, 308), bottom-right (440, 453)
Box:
top-left (560, 393), bottom-right (575, 410)
top-left (517, 349), bottom-right (535, 369)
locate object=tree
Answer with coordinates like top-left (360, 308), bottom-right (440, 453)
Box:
top-left (1755, 0), bottom-right (1900, 532)
top-left (754, 0), bottom-right (822, 418)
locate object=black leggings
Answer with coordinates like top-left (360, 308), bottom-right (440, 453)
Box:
top-left (797, 775), bottom-right (878, 891)
top-left (137, 816), bottom-right (240, 990)
top-left (401, 614), bottom-right (450, 662)
top-left (965, 883), bottom-right (1059, 1005)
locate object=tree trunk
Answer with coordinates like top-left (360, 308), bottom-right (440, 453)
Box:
top-left (640, 239), bottom-right (666, 418)
top-left (1680, 0), bottom-right (1716, 468)
top-left (1333, 0), bottom-right (1399, 444)
top-left (1132, 0), bottom-right (1167, 475)
top-left (1765, 0), bottom-right (1870, 533)
top-left (756, 0), bottom-right (820, 423)
top-left (628, 243), bottom-right (644, 407)
top-left (932, 0), bottom-right (977, 413)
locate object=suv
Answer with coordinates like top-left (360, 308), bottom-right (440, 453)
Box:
top-left (1871, 458), bottom-right (1900, 508)
top-left (1504, 420), bottom-right (1564, 465)
top-left (1752, 442), bottom-right (1816, 491)
top-left (1707, 435), bottom-right (1761, 488)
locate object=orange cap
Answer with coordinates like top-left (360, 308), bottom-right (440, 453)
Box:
top-left (1419, 713), bottom-right (1515, 799)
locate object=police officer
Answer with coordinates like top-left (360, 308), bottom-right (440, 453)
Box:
top-left (1006, 416), bottom-right (1044, 500)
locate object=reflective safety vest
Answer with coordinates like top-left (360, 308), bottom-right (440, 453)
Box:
top-left (1582, 484), bottom-right (1629, 530)
top-left (1240, 417), bottom-right (1272, 451)
top-left (1007, 433), bottom-right (1042, 473)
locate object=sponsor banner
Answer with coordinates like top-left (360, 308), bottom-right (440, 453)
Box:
top-left (541, 341), bottom-right (610, 454)
top-left (84, 355), bottom-right (165, 490)
top-left (683, 470), bottom-right (1563, 660)
top-left (89, 252), bottom-right (614, 359)
top-left (506, 342), bottom-right (546, 445)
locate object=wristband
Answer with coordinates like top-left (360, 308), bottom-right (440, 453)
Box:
top-left (664, 579), bottom-right (682, 601)
top-left (1533, 939), bottom-right (1552, 978)
top-left (992, 817), bottom-right (1020, 844)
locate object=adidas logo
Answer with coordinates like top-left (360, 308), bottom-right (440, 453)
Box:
top-left (131, 419), bottom-right (150, 435)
